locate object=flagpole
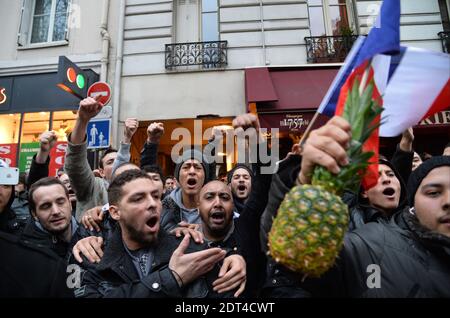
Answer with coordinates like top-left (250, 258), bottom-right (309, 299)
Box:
top-left (359, 58), bottom-right (373, 95)
top-left (298, 111), bottom-right (320, 149)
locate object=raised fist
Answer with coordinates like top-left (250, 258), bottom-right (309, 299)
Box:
top-left (39, 131), bottom-right (57, 152)
top-left (147, 122), bottom-right (164, 143)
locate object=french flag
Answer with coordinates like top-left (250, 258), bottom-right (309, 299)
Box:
top-left (317, 0), bottom-right (450, 189)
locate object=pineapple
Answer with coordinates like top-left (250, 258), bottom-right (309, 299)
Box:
top-left (268, 78), bottom-right (383, 277)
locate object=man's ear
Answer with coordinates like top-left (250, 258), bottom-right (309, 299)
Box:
top-left (109, 204), bottom-right (120, 221)
top-left (99, 168), bottom-right (106, 179)
top-left (30, 210), bottom-right (38, 221)
top-left (361, 190), bottom-right (368, 199)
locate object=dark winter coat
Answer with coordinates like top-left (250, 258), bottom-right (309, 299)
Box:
top-left (0, 230), bottom-right (72, 297)
top-left (73, 227), bottom-right (236, 298)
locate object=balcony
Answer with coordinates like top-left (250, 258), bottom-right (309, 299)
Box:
top-left (438, 31), bottom-right (450, 53)
top-left (304, 35), bottom-right (358, 63)
top-left (165, 41), bottom-right (228, 70)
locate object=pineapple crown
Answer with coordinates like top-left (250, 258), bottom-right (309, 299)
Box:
top-left (312, 78), bottom-right (383, 196)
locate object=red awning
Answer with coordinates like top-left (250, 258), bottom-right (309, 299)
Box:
top-left (245, 67), bottom-right (339, 111)
top-left (245, 68), bottom-right (278, 103)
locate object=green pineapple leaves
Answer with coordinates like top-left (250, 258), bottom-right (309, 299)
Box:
top-left (312, 78), bottom-right (383, 196)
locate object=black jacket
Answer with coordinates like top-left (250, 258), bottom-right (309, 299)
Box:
top-left (0, 187), bottom-right (24, 236)
top-left (344, 158), bottom-right (409, 231)
top-left (74, 227), bottom-right (236, 298)
top-left (140, 141), bottom-right (158, 168)
top-left (390, 144), bottom-right (414, 187)
top-left (20, 217), bottom-right (81, 261)
top-left (0, 231), bottom-right (72, 297)
top-left (299, 208), bottom-right (450, 297)
top-left (27, 154), bottom-right (50, 189)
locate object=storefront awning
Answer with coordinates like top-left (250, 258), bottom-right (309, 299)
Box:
top-left (245, 66), bottom-right (339, 111)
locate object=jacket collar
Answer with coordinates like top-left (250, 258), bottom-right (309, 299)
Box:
top-left (97, 226), bottom-right (179, 280)
top-left (400, 207), bottom-right (450, 255)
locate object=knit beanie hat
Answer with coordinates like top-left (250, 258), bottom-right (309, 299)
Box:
top-left (227, 163), bottom-right (253, 184)
top-left (407, 155), bottom-right (450, 206)
top-left (174, 148), bottom-right (210, 184)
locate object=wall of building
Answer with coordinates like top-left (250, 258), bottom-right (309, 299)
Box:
top-left (119, 70), bottom-right (246, 120)
top-left (0, 0), bottom-right (111, 75)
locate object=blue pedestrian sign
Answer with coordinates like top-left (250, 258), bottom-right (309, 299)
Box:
top-left (87, 119), bottom-right (111, 149)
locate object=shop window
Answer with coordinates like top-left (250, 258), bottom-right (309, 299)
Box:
top-left (19, 112), bottom-right (50, 172)
top-left (52, 110), bottom-right (76, 141)
top-left (0, 114), bottom-right (21, 167)
top-left (17, 0), bottom-right (71, 46)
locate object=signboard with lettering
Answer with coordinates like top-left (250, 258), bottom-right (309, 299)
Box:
top-left (49, 141), bottom-right (68, 176)
top-left (259, 112), bottom-right (329, 134)
top-left (0, 144), bottom-right (18, 167)
top-left (0, 78), bottom-right (13, 110)
top-left (417, 111), bottom-right (450, 127)
top-left (19, 142), bottom-right (40, 173)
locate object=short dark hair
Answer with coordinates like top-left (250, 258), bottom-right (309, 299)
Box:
top-left (445, 142), bottom-right (450, 150)
top-left (28, 177), bottom-right (69, 212)
top-left (108, 169), bottom-right (152, 206)
top-left (99, 148), bottom-right (118, 169)
top-left (112, 162), bottom-right (140, 180)
top-left (18, 172), bottom-right (27, 185)
top-left (142, 164), bottom-right (164, 180)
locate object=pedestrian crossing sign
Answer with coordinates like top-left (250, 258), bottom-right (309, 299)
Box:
top-left (87, 119), bottom-right (111, 149)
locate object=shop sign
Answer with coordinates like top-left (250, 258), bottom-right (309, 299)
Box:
top-left (19, 143), bottom-right (40, 173)
top-left (49, 141), bottom-right (68, 176)
top-left (0, 144), bottom-right (18, 167)
top-left (418, 111), bottom-right (450, 126)
top-left (0, 87), bottom-right (7, 105)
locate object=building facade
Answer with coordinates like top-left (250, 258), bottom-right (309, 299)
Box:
top-left (0, 0), bottom-right (449, 175)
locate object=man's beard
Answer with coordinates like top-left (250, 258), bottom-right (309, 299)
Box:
top-left (125, 222), bottom-right (159, 248)
top-left (49, 222), bottom-right (71, 238)
top-left (208, 221), bottom-right (232, 240)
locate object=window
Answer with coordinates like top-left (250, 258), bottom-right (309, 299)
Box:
top-left (308, 0), bottom-right (351, 36)
top-left (202, 0), bottom-right (218, 41)
top-left (18, 0), bottom-right (70, 46)
top-left (52, 110), bottom-right (76, 141)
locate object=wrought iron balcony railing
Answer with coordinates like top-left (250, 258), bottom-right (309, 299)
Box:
top-left (438, 31), bottom-right (450, 54)
top-left (304, 35), bottom-right (358, 63)
top-left (165, 41), bottom-right (228, 70)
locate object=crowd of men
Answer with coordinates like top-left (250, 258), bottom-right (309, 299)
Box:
top-left (0, 95), bottom-right (449, 298)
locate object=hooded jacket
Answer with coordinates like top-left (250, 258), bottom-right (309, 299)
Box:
top-left (159, 187), bottom-right (202, 232)
top-left (298, 208), bottom-right (450, 297)
top-left (344, 158), bottom-right (409, 231)
top-left (0, 231), bottom-right (73, 297)
top-left (20, 216), bottom-right (80, 261)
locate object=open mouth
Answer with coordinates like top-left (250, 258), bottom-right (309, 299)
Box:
top-left (147, 215), bottom-right (158, 227)
top-left (187, 178), bottom-right (197, 187)
top-left (146, 215), bottom-right (159, 231)
top-left (237, 185), bottom-right (246, 192)
top-left (210, 211), bottom-right (225, 224)
top-left (382, 187), bottom-right (396, 197)
top-left (439, 215), bottom-right (450, 225)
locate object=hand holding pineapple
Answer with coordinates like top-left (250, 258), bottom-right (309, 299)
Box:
top-left (298, 116), bottom-right (352, 185)
top-left (269, 80), bottom-right (382, 277)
